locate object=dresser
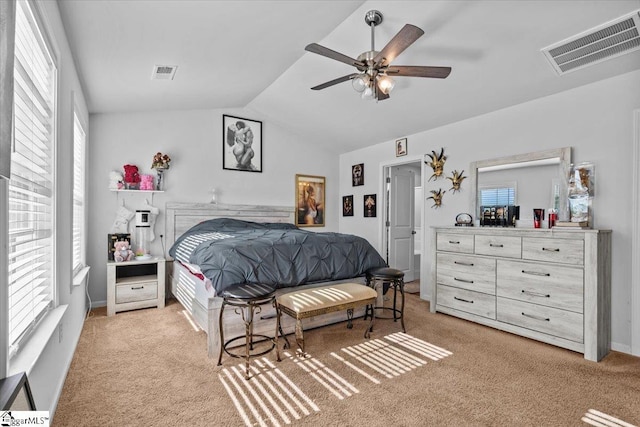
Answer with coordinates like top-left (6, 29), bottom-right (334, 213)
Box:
top-left (431, 227), bottom-right (611, 361)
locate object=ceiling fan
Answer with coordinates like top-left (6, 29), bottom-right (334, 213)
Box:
top-left (305, 10), bottom-right (451, 101)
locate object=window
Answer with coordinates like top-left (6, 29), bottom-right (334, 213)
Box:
top-left (479, 185), bottom-right (516, 207)
top-left (72, 111), bottom-right (86, 276)
top-left (8, 0), bottom-right (57, 357)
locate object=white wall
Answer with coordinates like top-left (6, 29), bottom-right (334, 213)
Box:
top-left (339, 70), bottom-right (640, 352)
top-left (87, 109), bottom-right (340, 303)
top-left (1, 0), bottom-right (90, 416)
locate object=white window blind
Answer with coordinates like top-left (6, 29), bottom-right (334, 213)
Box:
top-left (8, 0), bottom-right (57, 355)
top-left (72, 112), bottom-right (86, 275)
top-left (480, 186), bottom-right (516, 206)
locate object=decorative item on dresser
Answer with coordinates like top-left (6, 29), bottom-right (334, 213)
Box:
top-left (431, 226), bottom-right (611, 361)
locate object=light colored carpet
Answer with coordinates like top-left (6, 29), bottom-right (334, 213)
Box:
top-left (54, 295), bottom-right (640, 426)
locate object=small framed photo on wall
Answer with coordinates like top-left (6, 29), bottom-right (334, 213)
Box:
top-left (223, 114), bottom-right (262, 172)
top-left (352, 163), bottom-right (364, 186)
top-left (295, 174), bottom-right (325, 227)
top-left (342, 195), bottom-right (354, 216)
top-left (364, 194), bottom-right (377, 217)
top-left (396, 138), bottom-right (407, 157)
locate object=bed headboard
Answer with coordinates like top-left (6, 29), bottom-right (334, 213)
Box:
top-left (164, 202), bottom-right (295, 255)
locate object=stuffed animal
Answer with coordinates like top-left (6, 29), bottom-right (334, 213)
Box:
top-left (109, 171), bottom-right (124, 190)
top-left (113, 240), bottom-right (135, 262)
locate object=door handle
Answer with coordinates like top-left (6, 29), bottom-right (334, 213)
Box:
top-left (411, 230), bottom-right (417, 235)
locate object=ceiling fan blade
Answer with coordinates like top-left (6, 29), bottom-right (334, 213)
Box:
top-left (311, 73), bottom-right (359, 90)
top-left (305, 43), bottom-right (365, 68)
top-left (385, 65), bottom-right (452, 79)
top-left (373, 24), bottom-right (424, 67)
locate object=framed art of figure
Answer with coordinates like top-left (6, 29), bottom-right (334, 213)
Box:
top-left (396, 138), bottom-right (407, 157)
top-left (223, 114), bottom-right (262, 172)
top-left (352, 163), bottom-right (364, 186)
top-left (342, 195), bottom-right (353, 216)
top-left (364, 194), bottom-right (377, 217)
top-left (296, 174), bottom-right (325, 227)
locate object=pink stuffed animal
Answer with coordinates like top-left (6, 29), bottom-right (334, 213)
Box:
top-left (114, 240), bottom-right (135, 262)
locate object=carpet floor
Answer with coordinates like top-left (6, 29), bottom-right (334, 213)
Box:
top-left (54, 295), bottom-right (640, 426)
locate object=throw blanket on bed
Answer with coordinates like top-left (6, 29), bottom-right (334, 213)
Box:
top-left (169, 218), bottom-right (387, 293)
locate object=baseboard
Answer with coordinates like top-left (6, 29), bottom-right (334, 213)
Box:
top-left (611, 341), bottom-right (631, 355)
top-left (92, 300), bottom-right (107, 308)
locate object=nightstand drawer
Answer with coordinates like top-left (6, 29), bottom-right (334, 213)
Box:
top-left (474, 235), bottom-right (521, 258)
top-left (437, 285), bottom-right (496, 319)
top-left (116, 282), bottom-right (158, 304)
top-left (437, 233), bottom-right (474, 254)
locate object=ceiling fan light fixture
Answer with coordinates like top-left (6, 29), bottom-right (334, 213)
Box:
top-left (361, 85), bottom-right (375, 100)
top-left (377, 75), bottom-right (395, 94)
top-left (352, 74), bottom-right (369, 92)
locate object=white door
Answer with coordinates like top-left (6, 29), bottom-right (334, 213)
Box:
top-left (389, 166), bottom-right (415, 282)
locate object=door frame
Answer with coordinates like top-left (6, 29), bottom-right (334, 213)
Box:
top-left (379, 155), bottom-right (426, 293)
top-left (632, 109), bottom-right (640, 356)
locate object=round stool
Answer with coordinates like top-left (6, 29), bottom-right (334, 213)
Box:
top-left (217, 283), bottom-right (281, 379)
top-left (364, 267), bottom-right (406, 333)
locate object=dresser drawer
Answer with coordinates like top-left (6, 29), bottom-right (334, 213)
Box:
top-left (436, 233), bottom-right (474, 254)
top-left (436, 253), bottom-right (496, 294)
top-left (474, 235), bottom-right (521, 258)
top-left (437, 285), bottom-right (496, 319)
top-left (522, 237), bottom-right (584, 265)
top-left (497, 297), bottom-right (583, 343)
top-left (497, 260), bottom-right (583, 312)
top-left (116, 282), bottom-right (158, 304)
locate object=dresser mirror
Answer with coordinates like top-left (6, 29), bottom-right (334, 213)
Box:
top-left (469, 147), bottom-right (572, 224)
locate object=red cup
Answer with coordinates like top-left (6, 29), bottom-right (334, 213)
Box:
top-left (548, 213), bottom-right (557, 228)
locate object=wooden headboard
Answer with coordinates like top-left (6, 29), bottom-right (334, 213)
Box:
top-left (164, 202), bottom-right (295, 255)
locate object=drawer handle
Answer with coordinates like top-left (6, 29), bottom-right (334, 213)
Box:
top-left (522, 312), bottom-right (550, 322)
top-left (521, 270), bottom-right (551, 277)
top-left (521, 290), bottom-right (550, 298)
top-left (448, 240), bottom-right (460, 244)
top-left (454, 261), bottom-right (474, 266)
top-left (454, 277), bottom-right (474, 284)
top-left (131, 286), bottom-right (144, 290)
top-left (454, 296), bottom-right (474, 304)
top-left (542, 247), bottom-right (560, 252)
top-left (489, 243), bottom-right (504, 248)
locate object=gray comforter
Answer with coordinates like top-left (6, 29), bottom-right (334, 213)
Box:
top-left (169, 218), bottom-right (387, 293)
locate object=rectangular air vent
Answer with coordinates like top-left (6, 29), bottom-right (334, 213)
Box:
top-left (151, 65), bottom-right (178, 80)
top-left (541, 10), bottom-right (640, 75)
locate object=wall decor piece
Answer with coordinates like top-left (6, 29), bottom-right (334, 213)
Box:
top-left (352, 163), bottom-right (364, 186)
top-left (425, 147), bottom-right (447, 181)
top-left (395, 138), bottom-right (407, 157)
top-left (364, 194), bottom-right (377, 217)
top-left (296, 174), bottom-right (325, 227)
top-left (447, 169), bottom-right (467, 193)
top-left (342, 195), bottom-right (354, 216)
top-left (223, 114), bottom-right (262, 172)
top-left (427, 189), bottom-right (445, 208)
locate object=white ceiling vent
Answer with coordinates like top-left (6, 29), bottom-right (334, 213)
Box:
top-left (151, 65), bottom-right (178, 80)
top-left (541, 10), bottom-right (640, 75)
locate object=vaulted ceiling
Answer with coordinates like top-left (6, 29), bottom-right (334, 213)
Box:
top-left (58, 0), bottom-right (640, 153)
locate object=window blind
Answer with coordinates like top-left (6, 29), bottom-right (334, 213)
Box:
top-left (8, 0), bottom-right (56, 355)
top-left (480, 186), bottom-right (515, 206)
top-left (72, 112), bottom-right (85, 275)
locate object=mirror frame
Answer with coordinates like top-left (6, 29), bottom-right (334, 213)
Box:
top-left (469, 147), bottom-right (572, 223)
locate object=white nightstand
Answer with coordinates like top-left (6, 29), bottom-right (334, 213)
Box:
top-left (107, 257), bottom-right (166, 316)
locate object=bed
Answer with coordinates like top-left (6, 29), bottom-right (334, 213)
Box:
top-left (165, 202), bottom-right (387, 357)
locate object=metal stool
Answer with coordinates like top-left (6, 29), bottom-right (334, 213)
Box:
top-left (217, 283), bottom-right (281, 379)
top-left (364, 267), bottom-right (406, 333)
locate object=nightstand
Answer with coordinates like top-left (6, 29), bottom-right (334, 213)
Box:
top-left (107, 257), bottom-right (166, 316)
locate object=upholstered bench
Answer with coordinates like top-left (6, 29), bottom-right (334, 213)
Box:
top-left (276, 282), bottom-right (377, 356)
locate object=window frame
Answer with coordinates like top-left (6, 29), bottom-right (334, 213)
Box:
top-left (72, 100), bottom-right (87, 278)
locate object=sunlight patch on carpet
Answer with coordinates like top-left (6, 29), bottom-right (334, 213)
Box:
top-left (219, 356), bottom-right (319, 427)
top-left (179, 309), bottom-right (201, 331)
top-left (284, 350), bottom-right (359, 400)
top-left (329, 352), bottom-right (381, 384)
top-left (384, 332), bottom-right (453, 360)
top-left (340, 338), bottom-right (427, 378)
top-left (582, 409), bottom-right (637, 427)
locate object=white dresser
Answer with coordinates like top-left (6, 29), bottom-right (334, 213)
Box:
top-left (431, 227), bottom-right (611, 361)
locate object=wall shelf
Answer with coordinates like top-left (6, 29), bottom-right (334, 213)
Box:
top-left (110, 189), bottom-right (164, 193)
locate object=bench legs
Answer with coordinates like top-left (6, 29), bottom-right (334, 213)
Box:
top-left (295, 319), bottom-right (305, 354)
top-left (347, 308), bottom-right (354, 329)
